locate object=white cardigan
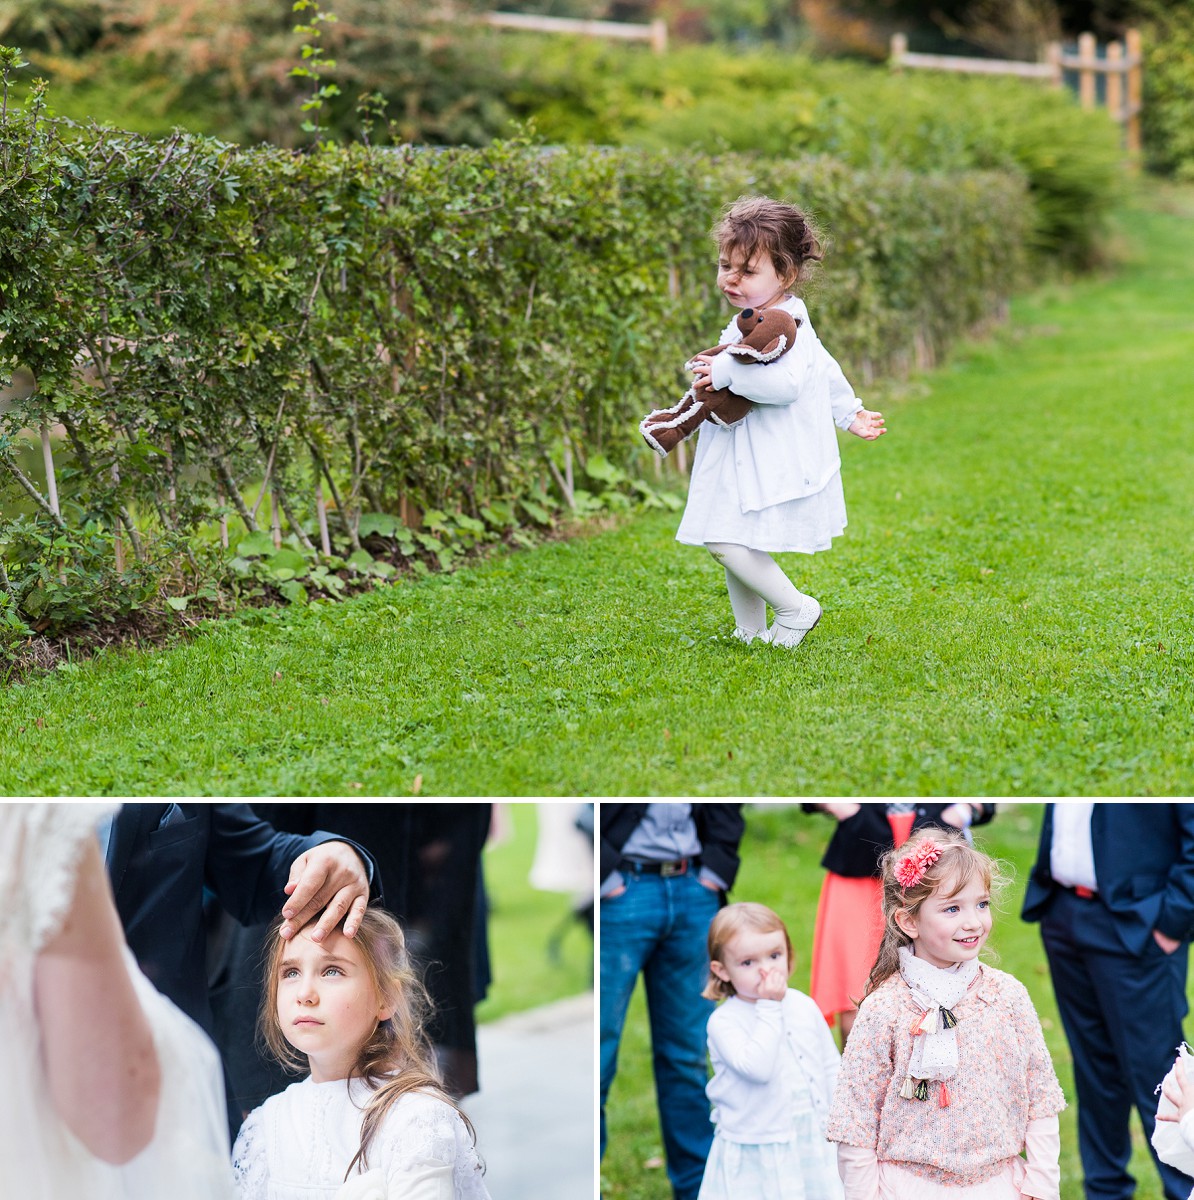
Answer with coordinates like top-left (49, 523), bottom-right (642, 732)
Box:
top-left (704, 295), bottom-right (862, 513)
top-left (705, 988), bottom-right (841, 1144)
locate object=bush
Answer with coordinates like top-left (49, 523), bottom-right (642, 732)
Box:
top-left (1, 67), bottom-right (1029, 646)
top-left (496, 40), bottom-right (1126, 269)
top-left (1137, 1), bottom-right (1194, 180)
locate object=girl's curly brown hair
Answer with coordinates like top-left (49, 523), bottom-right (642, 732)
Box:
top-left (715, 196), bottom-right (825, 291)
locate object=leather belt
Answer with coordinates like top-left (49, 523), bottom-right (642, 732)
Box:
top-left (619, 857), bottom-right (697, 877)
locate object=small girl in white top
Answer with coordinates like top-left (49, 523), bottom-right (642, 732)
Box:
top-left (676, 195), bottom-right (885, 648)
top-left (698, 901), bottom-right (844, 1200)
top-left (232, 907), bottom-right (490, 1200)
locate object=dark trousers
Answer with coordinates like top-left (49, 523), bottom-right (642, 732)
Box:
top-left (1040, 888), bottom-right (1194, 1200)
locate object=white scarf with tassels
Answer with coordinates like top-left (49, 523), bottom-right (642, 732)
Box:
top-left (897, 944), bottom-right (979, 1103)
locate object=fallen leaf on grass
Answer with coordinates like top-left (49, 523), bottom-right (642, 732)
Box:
top-left (412, 774), bottom-right (423, 795)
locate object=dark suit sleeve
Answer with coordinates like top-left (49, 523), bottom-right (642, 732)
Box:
top-left (1156, 805), bottom-right (1194, 942)
top-left (203, 804), bottom-right (379, 926)
top-left (694, 804), bottom-right (745, 892)
top-left (599, 804), bottom-right (647, 883)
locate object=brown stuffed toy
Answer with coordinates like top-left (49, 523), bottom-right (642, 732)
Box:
top-left (639, 306), bottom-right (801, 457)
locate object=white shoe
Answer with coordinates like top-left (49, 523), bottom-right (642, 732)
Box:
top-left (769, 597), bottom-right (822, 649)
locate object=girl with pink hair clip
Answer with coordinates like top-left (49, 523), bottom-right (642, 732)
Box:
top-left (827, 829), bottom-right (1065, 1200)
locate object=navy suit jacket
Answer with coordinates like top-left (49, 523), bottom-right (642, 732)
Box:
top-left (1021, 802), bottom-right (1194, 955)
top-left (109, 803), bottom-right (377, 1033)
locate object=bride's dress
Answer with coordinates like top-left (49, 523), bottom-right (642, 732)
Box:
top-left (0, 803), bottom-right (235, 1199)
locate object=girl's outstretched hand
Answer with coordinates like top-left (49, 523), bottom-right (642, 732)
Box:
top-left (849, 408), bottom-right (886, 439)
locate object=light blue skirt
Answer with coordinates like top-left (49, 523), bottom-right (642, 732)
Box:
top-left (697, 1114), bottom-right (844, 1200)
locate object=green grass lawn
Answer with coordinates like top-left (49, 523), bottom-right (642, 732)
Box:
top-left (600, 802), bottom-right (1190, 1200)
top-left (2, 184), bottom-right (1193, 795)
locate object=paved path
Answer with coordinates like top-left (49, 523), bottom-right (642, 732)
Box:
top-left (464, 991), bottom-right (595, 1200)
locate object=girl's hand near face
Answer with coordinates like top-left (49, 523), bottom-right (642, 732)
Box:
top-left (757, 963), bottom-right (788, 1002)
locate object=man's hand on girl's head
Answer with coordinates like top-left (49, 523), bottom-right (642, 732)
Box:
top-left (279, 841), bottom-right (371, 942)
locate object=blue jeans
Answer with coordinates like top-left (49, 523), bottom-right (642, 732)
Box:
top-left (600, 869), bottom-right (720, 1200)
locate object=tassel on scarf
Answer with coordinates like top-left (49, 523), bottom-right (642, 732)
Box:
top-left (911, 1007), bottom-right (938, 1037)
top-left (914, 1079), bottom-right (929, 1102)
top-left (940, 1007), bottom-right (958, 1030)
top-left (899, 1076), bottom-right (919, 1101)
top-left (938, 1081), bottom-right (951, 1108)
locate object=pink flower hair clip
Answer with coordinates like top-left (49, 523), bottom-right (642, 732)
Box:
top-left (895, 842), bottom-right (943, 890)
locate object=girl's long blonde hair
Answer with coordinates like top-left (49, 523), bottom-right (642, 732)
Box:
top-left (259, 906), bottom-right (477, 1179)
top-left (863, 828), bottom-right (1004, 999)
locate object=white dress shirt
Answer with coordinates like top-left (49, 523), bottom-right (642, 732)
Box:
top-left (1049, 801), bottom-right (1099, 892)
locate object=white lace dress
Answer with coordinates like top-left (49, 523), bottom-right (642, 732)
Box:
top-left (0, 803), bottom-right (234, 1200)
top-left (232, 1076), bottom-right (492, 1200)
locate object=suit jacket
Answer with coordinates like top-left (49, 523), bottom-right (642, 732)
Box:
top-left (599, 803), bottom-right (744, 891)
top-left (109, 803), bottom-right (377, 1032)
top-left (1021, 802), bottom-right (1194, 955)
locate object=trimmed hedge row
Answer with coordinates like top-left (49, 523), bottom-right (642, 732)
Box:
top-left (0, 101), bottom-right (1029, 639)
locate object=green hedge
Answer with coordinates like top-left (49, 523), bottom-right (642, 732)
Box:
top-left (1, 89), bottom-right (1029, 644)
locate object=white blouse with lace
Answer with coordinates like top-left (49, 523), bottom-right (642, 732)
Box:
top-left (232, 1076), bottom-right (492, 1200)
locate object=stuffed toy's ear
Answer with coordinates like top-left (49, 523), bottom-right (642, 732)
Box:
top-left (725, 333), bottom-right (790, 362)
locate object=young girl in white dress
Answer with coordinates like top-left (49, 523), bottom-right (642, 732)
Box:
top-left (698, 901), bottom-right (844, 1200)
top-left (677, 195), bottom-right (885, 648)
top-left (232, 907), bottom-right (490, 1200)
top-left (826, 829), bottom-right (1065, 1200)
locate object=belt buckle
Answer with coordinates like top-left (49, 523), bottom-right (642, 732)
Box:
top-left (660, 859), bottom-right (687, 878)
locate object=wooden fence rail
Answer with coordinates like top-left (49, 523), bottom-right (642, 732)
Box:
top-left (890, 28), bottom-right (1142, 152)
top-left (483, 11), bottom-right (668, 52)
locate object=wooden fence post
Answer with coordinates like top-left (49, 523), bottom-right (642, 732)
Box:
top-left (1045, 40), bottom-right (1063, 88)
top-left (1106, 39), bottom-right (1123, 123)
top-left (1077, 31), bottom-right (1097, 110)
top-left (890, 32), bottom-right (907, 68)
top-left (1125, 27), bottom-right (1142, 155)
top-left (649, 18), bottom-right (667, 54)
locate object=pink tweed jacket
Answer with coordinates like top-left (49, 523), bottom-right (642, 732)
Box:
top-left (826, 964), bottom-right (1066, 1187)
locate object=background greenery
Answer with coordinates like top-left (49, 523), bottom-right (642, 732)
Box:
top-left (600, 803), bottom-right (1191, 1200)
top-left (1, 90), bottom-right (1035, 655)
top-left (3, 182), bottom-right (1190, 797)
top-left (476, 801), bottom-right (593, 1022)
top-left (4, 1), bottom-right (1189, 180)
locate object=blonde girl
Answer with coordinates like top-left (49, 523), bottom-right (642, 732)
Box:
top-left (698, 902), bottom-right (843, 1200)
top-left (232, 907), bottom-right (490, 1200)
top-left (826, 829), bottom-right (1064, 1200)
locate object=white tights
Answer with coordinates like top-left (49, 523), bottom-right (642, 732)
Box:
top-left (705, 542), bottom-right (817, 638)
